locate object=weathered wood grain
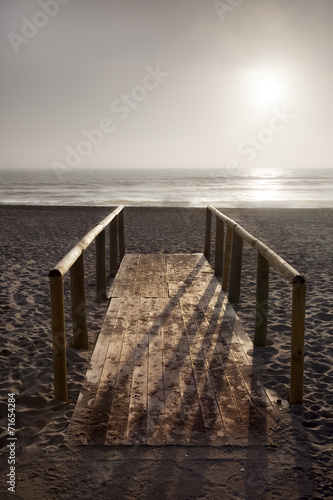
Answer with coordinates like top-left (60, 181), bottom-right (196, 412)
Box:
top-left (68, 253), bottom-right (280, 446)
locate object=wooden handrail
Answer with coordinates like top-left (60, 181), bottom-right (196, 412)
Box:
top-left (207, 204), bottom-right (303, 283)
top-left (205, 205), bottom-right (306, 404)
top-left (49, 205), bottom-right (124, 278)
top-left (49, 206), bottom-right (125, 401)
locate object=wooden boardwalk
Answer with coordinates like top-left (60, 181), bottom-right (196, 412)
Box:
top-left (67, 253), bottom-right (279, 446)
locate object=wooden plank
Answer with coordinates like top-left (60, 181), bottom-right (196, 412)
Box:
top-left (229, 343), bottom-right (276, 414)
top-left (217, 292), bottom-right (279, 423)
top-left (186, 294), bottom-right (229, 445)
top-left (69, 252), bottom-right (281, 447)
top-left (178, 292), bottom-right (227, 445)
top-left (127, 297), bottom-right (149, 444)
top-left (105, 297), bottom-right (139, 444)
top-left (67, 297), bottom-right (121, 443)
top-left (197, 319), bottom-right (248, 444)
top-left (165, 254), bottom-right (177, 282)
top-left (109, 254), bottom-right (141, 298)
top-left (127, 254), bottom-right (141, 298)
top-left (85, 298), bottom-right (130, 444)
top-left (147, 298), bottom-right (166, 445)
top-left (147, 254), bottom-right (162, 298)
top-left (160, 296), bottom-right (189, 445)
top-left (87, 298), bottom-right (121, 386)
top-left (160, 255), bottom-right (169, 298)
top-left (196, 281), bottom-right (273, 442)
top-left (140, 254), bottom-right (149, 298)
top-left (164, 275), bottom-right (207, 445)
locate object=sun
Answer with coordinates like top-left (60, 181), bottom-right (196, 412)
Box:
top-left (256, 75), bottom-right (285, 103)
top-left (248, 67), bottom-right (288, 106)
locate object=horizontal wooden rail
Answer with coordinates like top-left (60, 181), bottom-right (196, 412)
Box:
top-left (49, 206), bottom-right (125, 401)
top-left (205, 205), bottom-right (306, 404)
top-left (49, 205), bottom-right (124, 278)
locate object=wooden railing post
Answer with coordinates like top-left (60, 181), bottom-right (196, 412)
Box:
top-left (110, 215), bottom-right (118, 277)
top-left (289, 278), bottom-right (306, 404)
top-left (118, 210), bottom-right (125, 262)
top-left (70, 252), bottom-right (88, 349)
top-left (49, 274), bottom-right (68, 401)
top-left (204, 208), bottom-right (212, 263)
top-left (229, 230), bottom-right (243, 303)
top-left (96, 229), bottom-right (107, 301)
top-left (215, 217), bottom-right (224, 278)
top-left (205, 205), bottom-right (306, 404)
top-left (254, 252), bottom-right (269, 346)
top-left (49, 206), bottom-right (124, 401)
top-left (222, 223), bottom-right (233, 292)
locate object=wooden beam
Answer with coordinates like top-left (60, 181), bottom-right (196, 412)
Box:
top-left (96, 229), bottom-right (107, 301)
top-left (118, 210), bottom-right (125, 262)
top-left (254, 252), bottom-right (269, 346)
top-left (204, 207), bottom-right (212, 263)
top-left (289, 279), bottom-right (306, 404)
top-left (229, 230), bottom-right (243, 303)
top-left (110, 216), bottom-right (118, 277)
top-left (222, 223), bottom-right (233, 292)
top-left (215, 216), bottom-right (224, 278)
top-left (208, 205), bottom-right (304, 285)
top-left (49, 206), bottom-right (124, 277)
top-left (50, 275), bottom-right (68, 401)
top-left (70, 252), bottom-right (88, 349)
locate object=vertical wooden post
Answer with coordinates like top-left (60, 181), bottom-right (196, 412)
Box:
top-left (289, 279), bottom-right (306, 404)
top-left (204, 208), bottom-right (212, 263)
top-left (49, 274), bottom-right (68, 401)
top-left (229, 231), bottom-right (243, 303)
top-left (215, 217), bottom-right (224, 278)
top-left (110, 216), bottom-right (118, 277)
top-left (254, 252), bottom-right (269, 346)
top-left (70, 252), bottom-right (88, 349)
top-left (222, 224), bottom-right (233, 292)
top-left (118, 210), bottom-right (125, 262)
top-left (96, 229), bottom-right (107, 301)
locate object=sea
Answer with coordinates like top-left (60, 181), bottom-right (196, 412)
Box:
top-left (0, 167), bottom-right (333, 208)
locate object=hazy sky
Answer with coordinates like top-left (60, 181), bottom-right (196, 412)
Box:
top-left (1, 0), bottom-right (333, 171)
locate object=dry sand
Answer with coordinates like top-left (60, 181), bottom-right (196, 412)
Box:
top-left (0, 205), bottom-right (332, 499)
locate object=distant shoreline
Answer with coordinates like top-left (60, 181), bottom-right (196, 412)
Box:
top-left (1, 167), bottom-right (333, 208)
top-left (1, 203), bottom-right (333, 210)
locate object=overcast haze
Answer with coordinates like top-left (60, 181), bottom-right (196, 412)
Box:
top-left (1, 0), bottom-right (333, 171)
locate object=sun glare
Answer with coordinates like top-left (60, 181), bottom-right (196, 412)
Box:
top-left (248, 67), bottom-right (288, 106)
top-left (256, 76), bottom-right (285, 103)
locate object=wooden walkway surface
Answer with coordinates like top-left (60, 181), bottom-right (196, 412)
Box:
top-left (67, 253), bottom-right (279, 446)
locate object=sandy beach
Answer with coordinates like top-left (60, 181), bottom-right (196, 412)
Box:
top-left (0, 205), bottom-right (332, 499)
